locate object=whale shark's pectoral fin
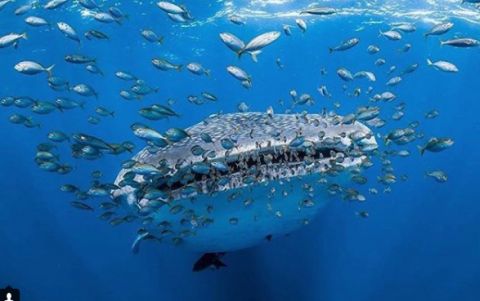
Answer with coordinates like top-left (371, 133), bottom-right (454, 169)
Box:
top-left (193, 252), bottom-right (227, 272)
top-left (131, 232), bottom-right (150, 254)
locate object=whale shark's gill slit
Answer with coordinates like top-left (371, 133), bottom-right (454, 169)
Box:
top-left (157, 146), bottom-right (343, 193)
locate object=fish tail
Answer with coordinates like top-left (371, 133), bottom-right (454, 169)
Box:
top-left (440, 40), bottom-right (445, 46)
top-left (158, 36), bottom-right (164, 44)
top-left (22, 32), bottom-right (28, 40)
top-left (329, 47), bottom-right (334, 53)
top-left (249, 50), bottom-right (261, 63)
top-left (46, 64), bottom-right (55, 76)
top-left (79, 102), bottom-right (86, 109)
top-left (131, 235), bottom-right (142, 254)
top-left (236, 49), bottom-right (244, 59)
top-left (426, 59), bottom-right (432, 66)
top-left (204, 69), bottom-right (211, 77)
top-left (176, 65), bottom-right (183, 72)
top-left (417, 145), bottom-right (425, 155)
top-left (213, 257), bottom-right (227, 269)
top-left (122, 141), bottom-right (133, 152)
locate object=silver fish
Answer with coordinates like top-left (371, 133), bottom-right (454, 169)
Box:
top-left (425, 22), bottom-right (454, 37)
top-left (0, 32), bottom-right (27, 48)
top-left (426, 59), bottom-right (458, 73)
top-left (238, 31), bottom-right (281, 62)
top-left (14, 61), bottom-right (54, 76)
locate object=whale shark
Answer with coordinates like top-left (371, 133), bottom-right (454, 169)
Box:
top-left (112, 112), bottom-right (377, 254)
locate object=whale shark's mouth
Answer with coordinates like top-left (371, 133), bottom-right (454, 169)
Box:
top-left (156, 144), bottom-right (350, 196)
top-left (114, 112), bottom-right (377, 205)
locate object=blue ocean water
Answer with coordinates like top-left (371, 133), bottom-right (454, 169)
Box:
top-left (1, 0), bottom-right (480, 300)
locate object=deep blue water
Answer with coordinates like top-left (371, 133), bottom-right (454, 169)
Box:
top-left (1, 0), bottom-right (480, 300)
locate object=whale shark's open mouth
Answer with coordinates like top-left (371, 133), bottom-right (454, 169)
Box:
top-left (158, 144), bottom-right (354, 198)
top-left (115, 112), bottom-right (377, 204)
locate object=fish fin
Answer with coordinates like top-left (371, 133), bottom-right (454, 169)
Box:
top-left (22, 32), bottom-right (28, 40)
top-left (236, 50), bottom-right (243, 59)
top-left (158, 36), bottom-right (164, 44)
top-left (204, 69), bottom-right (211, 77)
top-left (213, 252), bottom-right (227, 269)
top-left (440, 40), bottom-right (445, 46)
top-left (329, 48), bottom-right (334, 53)
top-left (417, 145), bottom-right (425, 155)
top-left (131, 232), bottom-right (149, 254)
top-left (249, 50), bottom-right (261, 63)
top-left (214, 258), bottom-right (227, 269)
top-left (426, 59), bottom-right (432, 66)
top-left (46, 64), bottom-right (55, 76)
top-left (176, 65), bottom-right (183, 72)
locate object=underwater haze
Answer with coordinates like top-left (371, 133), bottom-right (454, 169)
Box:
top-left (1, 0), bottom-right (480, 300)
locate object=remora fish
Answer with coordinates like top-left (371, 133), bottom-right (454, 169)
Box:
top-left (112, 113), bottom-right (377, 253)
